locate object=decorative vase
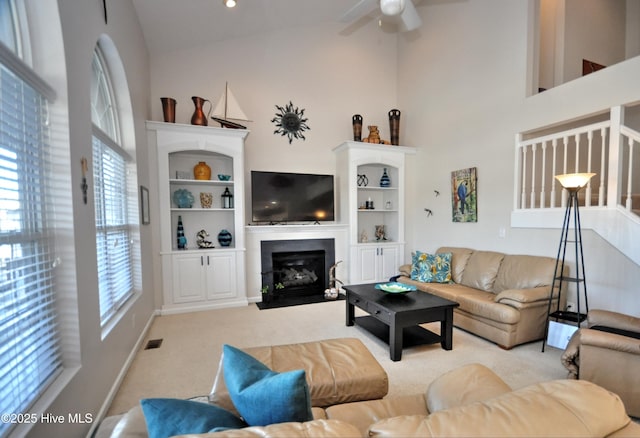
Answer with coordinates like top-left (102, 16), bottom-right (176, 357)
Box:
top-left (200, 192), bottom-right (213, 208)
top-left (217, 229), bottom-right (232, 247)
top-left (380, 167), bottom-right (391, 187)
top-left (352, 114), bottom-right (363, 141)
top-left (160, 97), bottom-right (176, 123)
top-left (388, 109), bottom-right (401, 145)
top-left (177, 215), bottom-right (187, 249)
top-left (190, 96), bottom-right (212, 126)
top-left (193, 161), bottom-right (211, 180)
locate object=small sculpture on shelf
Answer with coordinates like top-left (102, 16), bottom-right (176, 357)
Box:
top-left (177, 215), bottom-right (187, 249)
top-left (196, 229), bottom-right (215, 248)
top-left (375, 225), bottom-right (387, 241)
top-left (325, 260), bottom-right (343, 300)
top-left (362, 125), bottom-right (390, 145)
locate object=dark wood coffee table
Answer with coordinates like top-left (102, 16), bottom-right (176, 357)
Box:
top-left (344, 283), bottom-right (459, 361)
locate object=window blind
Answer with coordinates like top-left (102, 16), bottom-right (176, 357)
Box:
top-left (92, 135), bottom-right (133, 325)
top-left (0, 62), bottom-right (62, 437)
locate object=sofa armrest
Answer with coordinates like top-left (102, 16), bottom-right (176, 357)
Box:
top-left (398, 264), bottom-right (411, 277)
top-left (588, 309), bottom-right (640, 333)
top-left (575, 327), bottom-right (640, 355)
top-left (562, 327), bottom-right (640, 379)
top-left (493, 286), bottom-right (553, 307)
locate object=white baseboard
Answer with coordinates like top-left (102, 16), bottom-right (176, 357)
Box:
top-left (87, 310), bottom-right (159, 437)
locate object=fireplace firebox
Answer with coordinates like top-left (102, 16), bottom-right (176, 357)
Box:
top-left (261, 239), bottom-right (335, 298)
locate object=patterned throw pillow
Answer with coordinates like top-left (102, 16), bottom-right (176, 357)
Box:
top-left (410, 251), bottom-right (453, 283)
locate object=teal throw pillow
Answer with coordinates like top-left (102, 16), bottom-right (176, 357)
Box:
top-left (140, 398), bottom-right (247, 438)
top-left (222, 344), bottom-right (313, 426)
top-left (411, 251), bottom-right (453, 283)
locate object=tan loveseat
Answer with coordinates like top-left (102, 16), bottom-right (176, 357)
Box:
top-left (111, 364), bottom-right (640, 437)
top-left (397, 246), bottom-right (564, 348)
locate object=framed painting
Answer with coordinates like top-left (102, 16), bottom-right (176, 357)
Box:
top-left (451, 167), bottom-right (477, 223)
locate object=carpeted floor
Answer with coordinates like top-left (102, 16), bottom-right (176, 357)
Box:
top-left (105, 299), bottom-right (566, 419)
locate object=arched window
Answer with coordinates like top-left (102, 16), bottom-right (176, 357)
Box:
top-left (0, 0), bottom-right (64, 435)
top-left (90, 42), bottom-right (139, 328)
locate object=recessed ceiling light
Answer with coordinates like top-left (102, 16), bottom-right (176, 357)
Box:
top-left (224, 0), bottom-right (237, 8)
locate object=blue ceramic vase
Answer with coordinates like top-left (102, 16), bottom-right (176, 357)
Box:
top-left (217, 229), bottom-right (232, 247)
top-left (380, 168), bottom-right (391, 187)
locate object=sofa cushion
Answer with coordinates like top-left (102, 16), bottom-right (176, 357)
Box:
top-left (436, 247), bottom-right (473, 284)
top-left (456, 291), bottom-right (521, 324)
top-left (426, 363), bottom-right (512, 413)
top-left (210, 339), bottom-right (388, 414)
top-left (222, 344), bottom-right (313, 426)
top-left (369, 380), bottom-right (632, 437)
top-left (140, 398), bottom-right (247, 438)
top-left (459, 250), bottom-right (504, 292)
top-left (410, 251), bottom-right (453, 283)
top-left (492, 254), bottom-right (555, 293)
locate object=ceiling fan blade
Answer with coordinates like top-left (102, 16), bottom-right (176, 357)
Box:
top-left (398, 0), bottom-right (421, 32)
top-left (339, 0), bottom-right (378, 23)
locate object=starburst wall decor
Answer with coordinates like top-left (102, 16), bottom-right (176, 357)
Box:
top-left (271, 101), bottom-right (310, 144)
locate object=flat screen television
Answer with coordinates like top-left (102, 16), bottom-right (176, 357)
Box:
top-left (251, 171), bottom-right (335, 223)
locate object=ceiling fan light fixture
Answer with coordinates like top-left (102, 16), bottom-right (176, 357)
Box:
top-left (223, 0), bottom-right (237, 8)
top-left (380, 0), bottom-right (405, 16)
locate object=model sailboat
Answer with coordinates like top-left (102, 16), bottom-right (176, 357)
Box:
top-left (211, 82), bottom-right (251, 129)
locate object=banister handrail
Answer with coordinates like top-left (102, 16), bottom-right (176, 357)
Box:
top-left (518, 120), bottom-right (610, 148)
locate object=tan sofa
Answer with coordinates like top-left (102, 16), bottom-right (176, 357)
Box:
top-left (562, 309), bottom-right (640, 418)
top-left (397, 246), bottom-right (565, 348)
top-left (110, 363), bottom-right (640, 437)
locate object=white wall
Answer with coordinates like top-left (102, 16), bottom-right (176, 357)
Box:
top-left (147, 20), bottom-right (400, 300)
top-left (145, 0), bottom-right (640, 317)
top-left (26, 1), bottom-right (155, 437)
top-left (398, 0), bottom-right (640, 316)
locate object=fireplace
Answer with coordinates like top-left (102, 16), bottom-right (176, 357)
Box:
top-left (261, 238), bottom-right (335, 298)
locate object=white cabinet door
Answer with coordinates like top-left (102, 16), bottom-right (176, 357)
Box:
top-left (357, 246), bottom-right (379, 283)
top-left (172, 253), bottom-right (207, 303)
top-left (206, 252), bottom-right (236, 300)
top-left (355, 244), bottom-right (401, 283)
top-left (379, 245), bottom-right (400, 281)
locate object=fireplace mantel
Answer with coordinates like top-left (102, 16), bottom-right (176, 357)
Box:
top-left (245, 224), bottom-right (348, 302)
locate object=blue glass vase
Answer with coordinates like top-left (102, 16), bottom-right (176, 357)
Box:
top-left (217, 229), bottom-right (232, 247)
top-left (380, 168), bottom-right (391, 187)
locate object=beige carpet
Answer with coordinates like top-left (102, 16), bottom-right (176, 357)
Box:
top-left (106, 300), bottom-right (566, 417)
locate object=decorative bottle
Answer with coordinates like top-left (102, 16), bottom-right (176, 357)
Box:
top-left (380, 168), bottom-right (391, 187)
top-left (222, 187), bottom-right (234, 209)
top-left (177, 215), bottom-right (187, 249)
top-left (193, 161), bottom-right (211, 180)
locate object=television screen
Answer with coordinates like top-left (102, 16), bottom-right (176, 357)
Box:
top-left (251, 171), bottom-right (335, 223)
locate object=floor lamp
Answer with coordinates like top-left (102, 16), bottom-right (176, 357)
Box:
top-left (542, 172), bottom-right (595, 352)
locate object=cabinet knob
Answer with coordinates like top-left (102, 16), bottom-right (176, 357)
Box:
top-left (201, 256), bottom-right (204, 265)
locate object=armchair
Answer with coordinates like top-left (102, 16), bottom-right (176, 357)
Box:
top-left (562, 309), bottom-right (640, 417)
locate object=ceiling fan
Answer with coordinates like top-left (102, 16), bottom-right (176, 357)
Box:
top-left (339, 0), bottom-right (422, 32)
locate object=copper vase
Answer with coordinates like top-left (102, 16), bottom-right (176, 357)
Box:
top-left (191, 96), bottom-right (212, 126)
top-left (161, 97), bottom-right (176, 123)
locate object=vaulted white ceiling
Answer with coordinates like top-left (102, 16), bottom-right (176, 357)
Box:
top-left (132, 0), bottom-right (366, 55)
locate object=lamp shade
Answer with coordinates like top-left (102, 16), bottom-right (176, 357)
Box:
top-left (380, 0), bottom-right (405, 16)
top-left (554, 173), bottom-right (595, 190)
